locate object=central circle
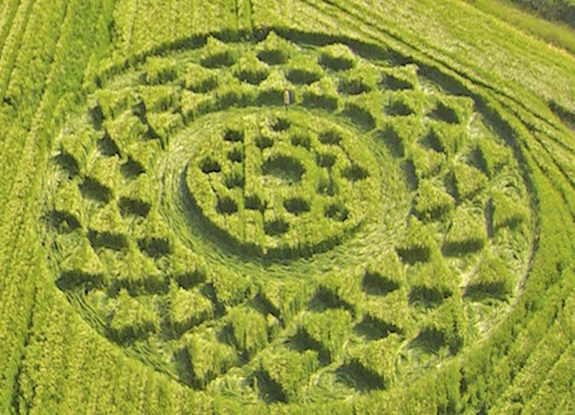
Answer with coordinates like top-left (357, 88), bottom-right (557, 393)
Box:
top-left (184, 108), bottom-right (380, 256)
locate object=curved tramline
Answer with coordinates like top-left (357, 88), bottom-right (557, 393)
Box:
top-left (40, 31), bottom-right (534, 405)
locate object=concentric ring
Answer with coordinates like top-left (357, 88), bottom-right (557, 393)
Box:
top-left (181, 108), bottom-right (380, 256)
top-left (41, 31), bottom-right (534, 402)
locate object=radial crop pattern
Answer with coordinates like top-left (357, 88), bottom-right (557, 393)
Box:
top-left (39, 31), bottom-right (535, 406)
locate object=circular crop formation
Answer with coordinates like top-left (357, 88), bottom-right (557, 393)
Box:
top-left (42, 32), bottom-right (534, 403)
top-left (184, 109), bottom-right (380, 256)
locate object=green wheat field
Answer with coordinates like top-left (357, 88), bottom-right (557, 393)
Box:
top-left (1, 0), bottom-right (575, 413)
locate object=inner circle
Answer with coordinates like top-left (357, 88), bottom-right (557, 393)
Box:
top-left (183, 108), bottom-right (380, 256)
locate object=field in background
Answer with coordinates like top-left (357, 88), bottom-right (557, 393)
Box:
top-left (1, 0), bottom-right (575, 413)
top-left (463, 0), bottom-right (575, 55)
top-left (506, 0), bottom-right (575, 28)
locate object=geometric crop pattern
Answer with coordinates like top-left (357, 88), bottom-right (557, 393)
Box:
top-left (184, 108), bottom-right (380, 256)
top-left (42, 32), bottom-right (533, 404)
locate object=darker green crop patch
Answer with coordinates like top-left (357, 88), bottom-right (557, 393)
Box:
top-left (362, 272), bottom-right (400, 296)
top-left (87, 230), bottom-right (128, 251)
top-left (342, 163), bottom-right (369, 181)
top-left (442, 237), bottom-right (485, 256)
top-left (253, 370), bottom-right (288, 404)
top-left (201, 50), bottom-right (238, 68)
top-left (224, 171), bottom-right (245, 189)
top-left (430, 102), bottom-right (460, 124)
top-left (257, 49), bottom-right (289, 65)
top-left (79, 178), bottom-right (111, 203)
top-left (286, 68), bottom-right (321, 85)
top-left (378, 126), bottom-right (405, 157)
top-left (245, 194), bottom-right (267, 211)
top-left (301, 91), bottom-right (339, 111)
top-left (319, 54), bottom-right (355, 71)
top-left (119, 197), bottom-right (151, 217)
top-left (188, 76), bottom-right (219, 93)
top-left (120, 157), bottom-right (146, 178)
top-left (235, 67), bottom-right (269, 85)
top-left (227, 147), bottom-right (243, 163)
top-left (272, 117), bottom-right (291, 131)
top-left (200, 157), bottom-right (221, 173)
top-left (288, 328), bottom-right (330, 364)
top-left (216, 197), bottom-right (238, 215)
top-left (224, 128), bottom-right (244, 142)
top-left (343, 102), bottom-right (376, 129)
top-left (49, 210), bottom-right (81, 232)
top-left (318, 129), bottom-right (342, 145)
top-left (408, 286), bottom-right (450, 308)
top-left (262, 155), bottom-right (305, 183)
top-left (56, 269), bottom-right (106, 291)
top-left (465, 281), bottom-right (510, 301)
top-left (380, 74), bottom-right (413, 91)
top-left (98, 131), bottom-right (121, 157)
top-left (354, 315), bottom-right (401, 340)
top-left (420, 129), bottom-right (444, 153)
top-left (324, 203), bottom-right (349, 222)
top-left (316, 152), bottom-right (337, 168)
top-left (255, 134), bottom-right (274, 149)
top-left (396, 244), bottom-right (430, 264)
top-left (284, 197), bottom-right (311, 215)
top-left (336, 360), bottom-right (385, 392)
top-left (411, 328), bottom-right (446, 353)
top-left (264, 219), bottom-right (290, 236)
top-left (138, 236), bottom-right (171, 258)
top-left (308, 286), bottom-right (355, 315)
top-left (339, 78), bottom-right (371, 95)
top-left (54, 153), bottom-right (80, 178)
top-left (385, 100), bottom-right (414, 117)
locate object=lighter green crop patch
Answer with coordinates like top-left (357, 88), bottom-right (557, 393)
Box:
top-left (41, 32), bottom-right (534, 404)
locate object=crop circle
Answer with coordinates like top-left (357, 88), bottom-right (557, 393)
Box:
top-left (41, 31), bottom-right (534, 403)
top-left (183, 108), bottom-right (379, 256)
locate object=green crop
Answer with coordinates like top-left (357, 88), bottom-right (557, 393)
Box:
top-left (2, 0), bottom-right (574, 414)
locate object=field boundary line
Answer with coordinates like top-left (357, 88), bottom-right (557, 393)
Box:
top-left (0, 1), bottom-right (74, 408)
top-left (0, 0), bottom-right (36, 102)
top-left (0, 0), bottom-right (68, 213)
top-left (0, 0), bottom-right (21, 54)
top-left (8, 283), bottom-right (37, 415)
top-left (491, 293), bottom-right (575, 410)
top-left (0, 0), bottom-right (72, 300)
top-left (523, 337), bottom-right (575, 413)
